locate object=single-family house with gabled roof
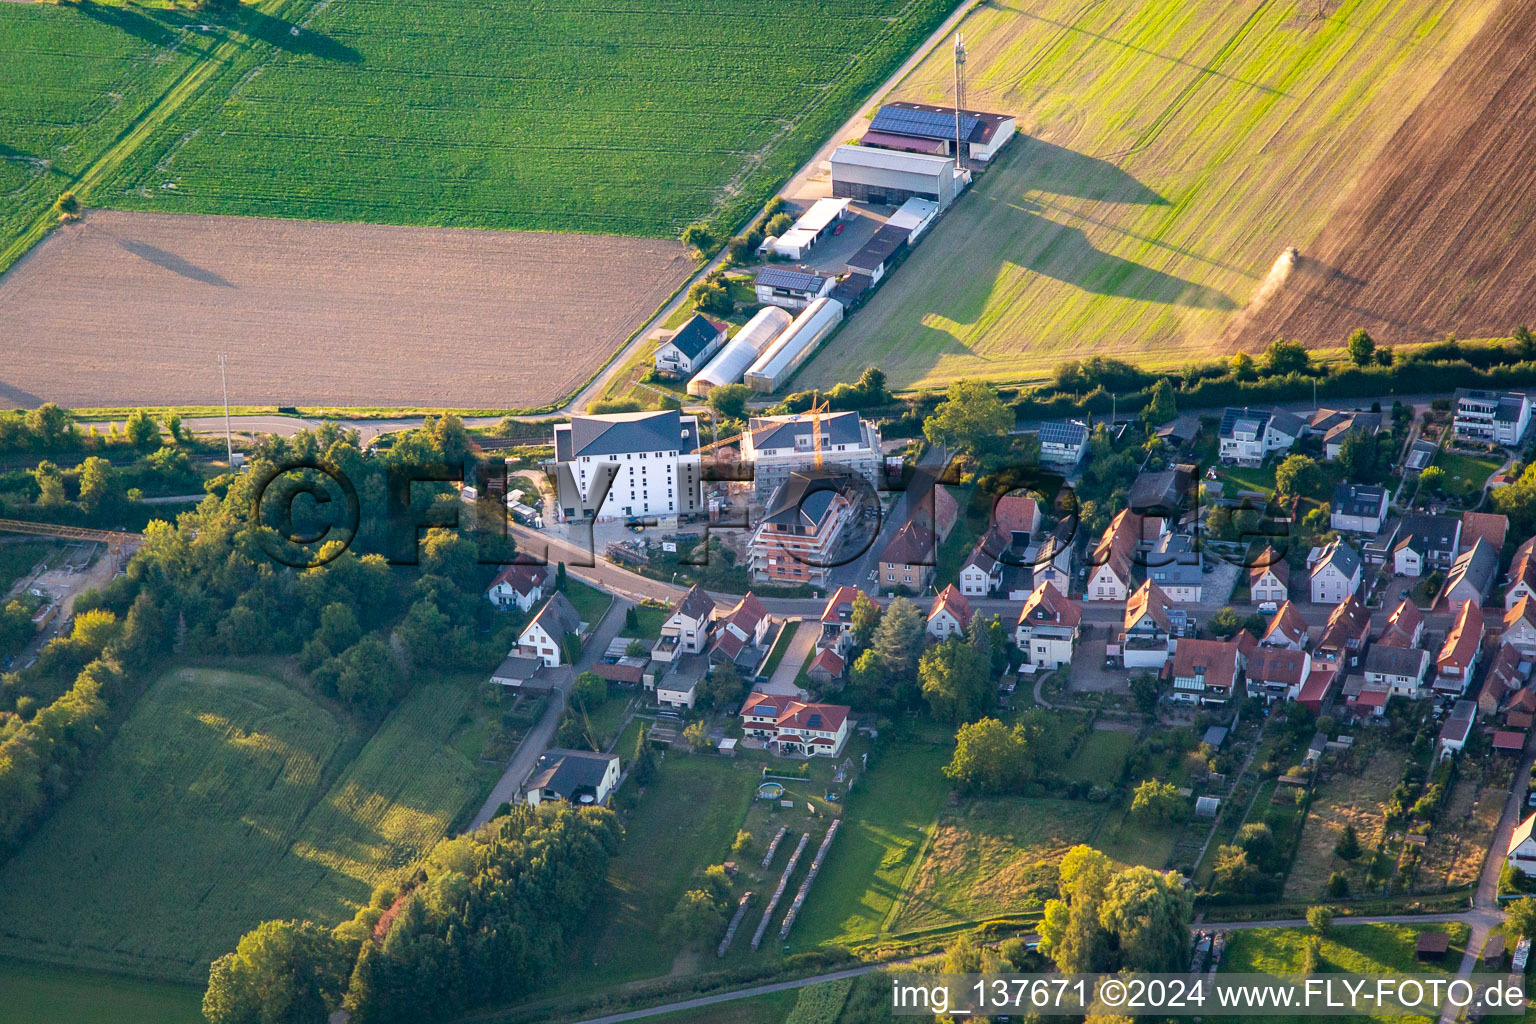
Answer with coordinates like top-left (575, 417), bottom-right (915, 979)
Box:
top-left (927, 585), bottom-right (972, 640)
top-left (525, 748), bottom-right (620, 808)
top-left (1504, 596), bottom-right (1536, 656)
top-left (740, 692), bottom-right (850, 757)
top-left (517, 591), bottom-right (584, 667)
top-left (1249, 546), bottom-right (1289, 607)
top-left (1508, 538), bottom-right (1536, 611)
top-left (1039, 420), bottom-right (1089, 466)
top-left (1318, 410), bottom-right (1382, 460)
top-left (1309, 538), bottom-right (1362, 605)
top-left (1330, 483), bottom-right (1390, 534)
top-left (1170, 636), bottom-right (1245, 705)
top-left (1087, 508), bottom-right (1143, 602)
top-left (880, 519), bottom-right (937, 592)
top-left (654, 313), bottom-right (729, 378)
top-left (1439, 538), bottom-right (1499, 612)
top-left (1507, 812), bottom-right (1536, 876)
top-left (654, 585), bottom-right (715, 663)
top-left (1378, 598), bottom-right (1425, 649)
top-left (487, 563), bottom-right (547, 612)
top-left (1393, 513), bottom-right (1462, 577)
top-left (1261, 601), bottom-right (1309, 650)
top-left (1014, 580), bottom-right (1081, 670)
top-left (1435, 599), bottom-right (1484, 696)
top-left (1479, 643), bottom-right (1532, 717)
top-left (1247, 646), bottom-right (1311, 703)
top-left (1128, 466), bottom-right (1194, 529)
top-left (1297, 665), bottom-right (1337, 713)
top-left (1147, 532), bottom-right (1203, 603)
top-left (1365, 643), bottom-right (1431, 698)
top-left (958, 494), bottom-right (1039, 596)
top-left (709, 592), bottom-right (772, 670)
top-left (1315, 595), bottom-right (1371, 672)
top-left (1437, 699), bottom-right (1477, 761)
top-left (1122, 580), bottom-right (1176, 670)
top-left (818, 586), bottom-right (865, 654)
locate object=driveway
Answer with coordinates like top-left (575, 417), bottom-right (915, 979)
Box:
top-left (758, 618), bottom-right (815, 698)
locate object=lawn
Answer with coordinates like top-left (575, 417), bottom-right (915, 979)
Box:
top-left (1091, 800), bottom-right (1182, 871)
top-left (562, 579), bottom-right (615, 630)
top-left (0, 668), bottom-right (496, 982)
top-left (1433, 450), bottom-right (1501, 498)
top-left (1217, 922), bottom-right (1469, 1024)
top-left (638, 987), bottom-right (799, 1024)
top-left (1060, 728), bottom-right (1136, 784)
top-left (85, 0), bottom-right (961, 242)
top-left (761, 620), bottom-right (801, 680)
top-left (797, 0), bottom-right (1501, 393)
top-left (0, 959), bottom-right (204, 1024)
top-left (1283, 747), bottom-right (1404, 900)
top-left (620, 601), bottom-right (671, 643)
top-left (890, 796), bottom-right (1104, 932)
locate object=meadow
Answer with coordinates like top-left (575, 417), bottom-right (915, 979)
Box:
top-left (0, 668), bottom-right (495, 982)
top-left (797, 0), bottom-right (1502, 393)
top-left (0, 959), bottom-right (204, 1024)
top-left (92, 0), bottom-right (962, 239)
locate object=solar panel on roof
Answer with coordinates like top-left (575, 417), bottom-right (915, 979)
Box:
top-left (1039, 422), bottom-right (1086, 445)
top-left (870, 105), bottom-right (980, 142)
top-left (756, 267), bottom-right (826, 293)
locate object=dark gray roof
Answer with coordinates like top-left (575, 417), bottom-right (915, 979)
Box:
top-left (491, 655), bottom-right (541, 682)
top-left (1039, 420), bottom-right (1089, 447)
top-left (557, 409), bottom-right (697, 461)
top-left (672, 584), bottom-right (716, 623)
top-left (871, 104), bottom-right (982, 141)
top-left (764, 471), bottom-right (855, 529)
top-left (748, 412), bottom-right (864, 451)
top-left (1497, 396), bottom-right (1527, 423)
top-left (1398, 513), bottom-right (1460, 556)
top-left (845, 224), bottom-right (908, 272)
top-left (1364, 643), bottom-right (1428, 678)
top-left (1219, 406), bottom-right (1270, 440)
top-left (1129, 467), bottom-right (1191, 517)
top-left (528, 590), bottom-right (582, 639)
top-left (1313, 539), bottom-right (1361, 581)
top-left (527, 748), bottom-right (617, 802)
top-left (1268, 410), bottom-right (1305, 438)
top-left (666, 313), bottom-right (726, 360)
top-left (1147, 532), bottom-right (1202, 587)
top-left (829, 273), bottom-right (871, 307)
top-left (756, 265), bottom-right (831, 293)
top-left (1332, 482), bottom-right (1387, 519)
top-left (1445, 538), bottom-right (1499, 598)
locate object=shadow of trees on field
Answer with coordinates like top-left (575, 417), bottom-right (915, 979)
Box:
top-left (69, 0), bottom-right (361, 64)
top-left (117, 237), bottom-right (237, 288)
top-left (0, 382), bottom-right (45, 409)
top-left (1008, 135), bottom-right (1170, 205)
top-left (231, 5), bottom-right (362, 63)
top-left (69, 0), bottom-right (187, 49)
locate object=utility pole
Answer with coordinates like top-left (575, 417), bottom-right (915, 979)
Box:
top-left (953, 33), bottom-right (967, 172)
top-left (218, 353), bottom-right (233, 465)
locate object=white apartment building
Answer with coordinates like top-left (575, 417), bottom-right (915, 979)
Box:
top-left (552, 410), bottom-right (702, 523)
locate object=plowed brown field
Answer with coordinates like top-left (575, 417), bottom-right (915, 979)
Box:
top-left (1229, 0), bottom-right (1536, 351)
top-left (0, 210), bottom-right (691, 410)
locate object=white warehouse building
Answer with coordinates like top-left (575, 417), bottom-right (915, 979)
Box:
top-left (830, 145), bottom-right (966, 210)
top-left (686, 306), bottom-right (792, 397)
top-left (743, 297), bottom-right (844, 393)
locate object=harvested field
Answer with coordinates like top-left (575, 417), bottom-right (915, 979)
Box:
top-left (1283, 748), bottom-right (1401, 900)
top-left (0, 210), bottom-right (691, 410)
top-left (1230, 0), bottom-right (1536, 351)
top-left (797, 0), bottom-right (1502, 394)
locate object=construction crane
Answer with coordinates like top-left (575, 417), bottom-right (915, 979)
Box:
top-left (0, 519), bottom-right (145, 572)
top-left (809, 394), bottom-right (830, 470)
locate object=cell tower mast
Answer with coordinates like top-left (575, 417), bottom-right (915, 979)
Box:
top-left (218, 353), bottom-right (233, 465)
top-left (953, 32), bottom-right (967, 172)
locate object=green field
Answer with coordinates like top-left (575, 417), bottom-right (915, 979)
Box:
top-left (21, 0), bottom-right (958, 244)
top-left (1060, 728), bottom-right (1136, 784)
top-left (0, 959), bottom-right (204, 1024)
top-left (798, 0), bottom-right (1500, 393)
top-left (890, 796), bottom-right (1103, 932)
top-left (0, 668), bottom-right (493, 981)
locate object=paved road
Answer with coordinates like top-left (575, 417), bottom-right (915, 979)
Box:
top-left (468, 596), bottom-right (631, 829)
top-left (760, 618), bottom-right (815, 697)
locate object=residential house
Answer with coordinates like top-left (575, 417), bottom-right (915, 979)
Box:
top-left (1461, 512), bottom-right (1509, 555)
top-left (1314, 595), bottom-right (1371, 673)
top-left (525, 749), bottom-right (621, 808)
top-left (748, 470), bottom-right (857, 587)
top-left (1247, 646), bottom-right (1311, 703)
top-left (1029, 526), bottom-right (1074, 596)
top-left (753, 265), bottom-right (835, 310)
top-left (1249, 546), bottom-right (1289, 607)
top-left (958, 495), bottom-right (1040, 597)
top-left (741, 412), bottom-right (883, 500)
top-left (1086, 508), bottom-right (1143, 601)
top-left (927, 585), bottom-right (972, 640)
top-left (653, 313), bottom-right (728, 379)
top-left (1309, 538), bottom-right (1362, 605)
top-left (709, 592), bottom-right (772, 671)
top-left (1393, 513), bottom-right (1462, 577)
top-left (740, 692), bottom-right (851, 757)
top-left (880, 519), bottom-right (937, 592)
top-left (1507, 538), bottom-right (1536, 611)
top-left (1505, 597), bottom-right (1536, 656)
top-left (653, 585), bottom-right (715, 663)
top-left (1437, 699), bottom-right (1477, 761)
top-left (1405, 438), bottom-right (1437, 476)
top-left (1122, 580), bottom-right (1176, 670)
top-left (1296, 665), bottom-right (1338, 713)
top-left (1453, 388), bottom-right (1532, 446)
top-left (552, 409), bottom-right (702, 523)
top-left (1147, 532), bottom-right (1203, 603)
top-left (1330, 483), bottom-right (1390, 534)
top-left (1508, 813), bottom-right (1536, 876)
top-left (1364, 644), bottom-right (1430, 699)
top-left (1260, 601), bottom-right (1309, 649)
top-left (1128, 466), bottom-right (1194, 531)
top-left (516, 591), bottom-right (583, 668)
top-left (1439, 538), bottom-right (1498, 611)
top-left (486, 563), bottom-right (546, 612)
top-left (1377, 599), bottom-right (1425, 649)
top-left (1014, 580), bottom-right (1082, 670)
top-left (1039, 420), bottom-right (1090, 466)
top-left (655, 657), bottom-right (705, 709)
top-left (1170, 636), bottom-right (1246, 705)
top-left (817, 586), bottom-right (864, 655)
top-left (1309, 409), bottom-right (1382, 461)
top-left (1218, 407), bottom-right (1302, 464)
top-left (1480, 644), bottom-right (1532, 716)
top-left (1434, 600), bottom-right (1484, 697)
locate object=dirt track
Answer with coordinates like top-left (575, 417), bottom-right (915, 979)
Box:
top-left (1229, 0), bottom-right (1536, 351)
top-left (0, 210), bottom-right (692, 410)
